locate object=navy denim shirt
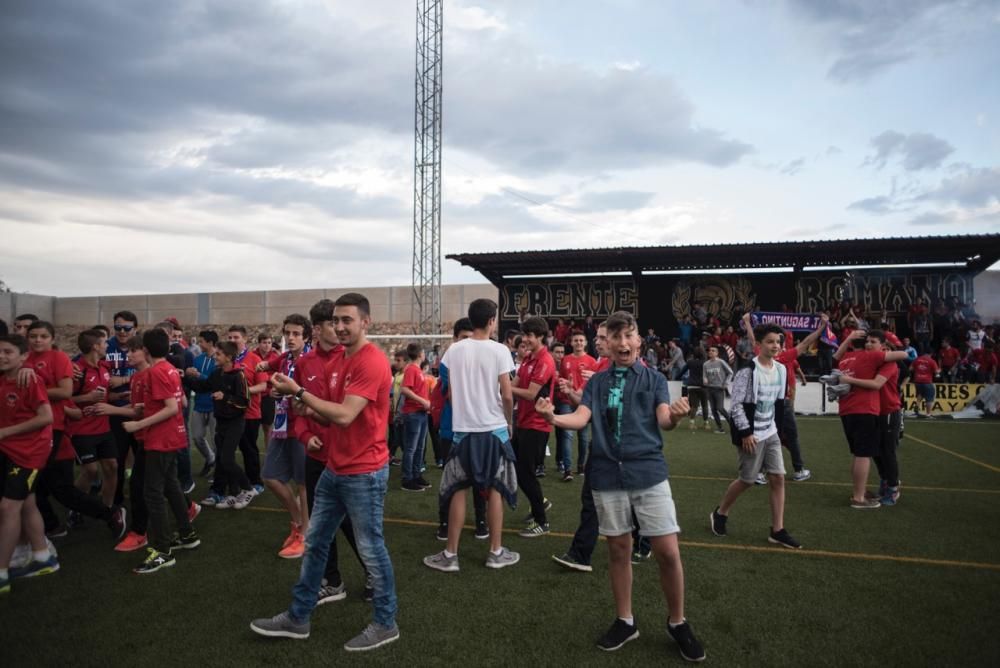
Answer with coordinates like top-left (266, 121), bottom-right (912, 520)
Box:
top-left (581, 360), bottom-right (671, 491)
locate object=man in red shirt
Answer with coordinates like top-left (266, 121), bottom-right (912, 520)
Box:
top-left (938, 339), bottom-right (960, 383)
top-left (399, 343), bottom-right (431, 492)
top-left (909, 352), bottom-right (939, 417)
top-left (69, 329), bottom-right (119, 510)
top-left (256, 333), bottom-right (281, 442)
top-left (833, 329), bottom-right (908, 508)
top-left (123, 329), bottom-right (199, 574)
top-left (229, 326), bottom-right (268, 493)
top-left (511, 316), bottom-right (556, 538)
top-left (967, 345), bottom-right (998, 384)
top-left (0, 333), bottom-right (57, 592)
top-left (560, 331), bottom-right (597, 478)
top-left (254, 293), bottom-right (399, 652)
top-left (838, 331), bottom-right (903, 505)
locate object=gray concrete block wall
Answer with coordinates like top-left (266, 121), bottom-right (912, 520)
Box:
top-left (0, 293), bottom-right (55, 324)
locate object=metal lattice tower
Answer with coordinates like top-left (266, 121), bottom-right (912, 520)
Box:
top-left (412, 0), bottom-right (443, 334)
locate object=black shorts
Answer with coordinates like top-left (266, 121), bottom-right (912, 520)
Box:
top-left (1, 454), bottom-right (40, 500)
top-left (840, 414), bottom-right (880, 457)
top-left (260, 395), bottom-right (276, 427)
top-left (72, 432), bottom-right (117, 464)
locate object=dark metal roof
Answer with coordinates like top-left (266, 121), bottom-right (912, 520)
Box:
top-left (447, 234), bottom-right (1000, 283)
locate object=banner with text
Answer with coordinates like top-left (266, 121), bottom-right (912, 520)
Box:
top-left (501, 278), bottom-right (638, 321)
top-left (901, 383), bottom-right (985, 414)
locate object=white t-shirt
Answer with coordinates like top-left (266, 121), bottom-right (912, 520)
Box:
top-left (752, 357), bottom-right (785, 441)
top-left (441, 338), bottom-right (515, 433)
top-left (968, 329), bottom-right (985, 351)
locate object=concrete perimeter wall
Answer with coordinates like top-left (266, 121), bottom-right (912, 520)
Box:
top-left (40, 284), bottom-right (497, 328)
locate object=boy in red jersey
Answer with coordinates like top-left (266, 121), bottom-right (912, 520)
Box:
top-left (909, 352), bottom-right (939, 418)
top-left (256, 333), bottom-right (280, 442)
top-left (399, 342), bottom-right (431, 492)
top-left (560, 332), bottom-right (597, 478)
top-left (123, 329), bottom-right (200, 574)
top-left (229, 326), bottom-right (267, 494)
top-left (27, 322), bottom-right (127, 540)
top-left (0, 334), bottom-right (57, 593)
top-left (512, 316), bottom-right (557, 538)
top-left (833, 329), bottom-right (908, 508)
top-left (69, 329), bottom-right (118, 510)
top-left (837, 331), bottom-right (904, 505)
top-left (253, 293), bottom-right (398, 651)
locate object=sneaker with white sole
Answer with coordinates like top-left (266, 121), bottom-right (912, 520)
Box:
top-left (710, 507), bottom-right (728, 537)
top-left (474, 520), bottom-right (489, 540)
top-left (343, 622), bottom-right (400, 652)
top-left (597, 618), bottom-right (639, 651)
top-left (317, 579), bottom-right (347, 605)
top-left (423, 550), bottom-right (460, 572)
top-left (201, 492), bottom-right (223, 507)
top-left (754, 473), bottom-right (767, 485)
top-left (250, 611), bottom-right (310, 639)
top-left (552, 552), bottom-right (593, 572)
top-left (850, 497), bottom-right (881, 509)
top-left (519, 520), bottom-right (550, 538)
top-left (485, 547), bottom-right (520, 569)
top-left (791, 469), bottom-right (812, 482)
top-left (767, 527), bottom-right (802, 549)
top-left (133, 548), bottom-right (174, 575)
top-left (667, 620), bottom-right (706, 662)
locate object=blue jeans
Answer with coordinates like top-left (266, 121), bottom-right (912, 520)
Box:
top-left (402, 412), bottom-right (428, 482)
top-left (289, 465), bottom-right (396, 627)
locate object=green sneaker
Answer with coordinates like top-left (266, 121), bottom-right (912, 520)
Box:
top-left (133, 548), bottom-right (175, 574)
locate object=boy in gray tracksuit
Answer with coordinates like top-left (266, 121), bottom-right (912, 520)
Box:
top-left (702, 346), bottom-right (733, 433)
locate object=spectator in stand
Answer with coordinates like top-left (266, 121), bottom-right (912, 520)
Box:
top-left (967, 321), bottom-right (986, 352)
top-left (721, 325), bottom-right (739, 350)
top-left (645, 328), bottom-right (660, 348)
top-left (901, 337), bottom-right (918, 362)
top-left (554, 319), bottom-right (570, 346)
top-left (909, 352), bottom-right (939, 418)
top-left (966, 344), bottom-right (998, 384)
top-left (681, 349), bottom-right (709, 431)
top-left (664, 340), bottom-right (685, 380)
top-left (735, 330), bottom-right (754, 369)
top-left (908, 299), bottom-right (934, 355)
top-left (677, 316), bottom-right (694, 347)
top-left (938, 339), bottom-right (960, 383)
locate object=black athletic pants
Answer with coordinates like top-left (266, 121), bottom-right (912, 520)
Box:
top-left (874, 411), bottom-right (901, 487)
top-left (513, 428), bottom-right (548, 524)
top-left (212, 416), bottom-right (251, 496)
top-left (240, 417), bottom-right (263, 485)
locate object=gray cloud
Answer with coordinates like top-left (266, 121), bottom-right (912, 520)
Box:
top-left (780, 158), bottom-right (805, 176)
top-left (573, 190), bottom-right (656, 212)
top-left (783, 0), bottom-right (997, 82)
top-left (864, 131), bottom-right (954, 171)
top-left (847, 196), bottom-right (895, 215)
top-left (917, 167), bottom-right (1000, 207)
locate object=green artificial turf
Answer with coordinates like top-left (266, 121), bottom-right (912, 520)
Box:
top-left (2, 416), bottom-right (999, 666)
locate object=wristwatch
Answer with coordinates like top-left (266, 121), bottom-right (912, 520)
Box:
top-left (294, 388), bottom-right (306, 402)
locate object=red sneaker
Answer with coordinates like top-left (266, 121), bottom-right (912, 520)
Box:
top-left (278, 531), bottom-right (305, 559)
top-left (281, 522), bottom-right (301, 550)
top-left (188, 502), bottom-right (202, 522)
top-left (115, 531), bottom-right (148, 552)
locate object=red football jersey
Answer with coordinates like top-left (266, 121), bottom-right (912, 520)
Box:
top-left (910, 356), bottom-right (939, 384)
top-left (324, 343), bottom-right (391, 475)
top-left (143, 361), bottom-right (188, 452)
top-left (71, 358), bottom-right (111, 435)
top-left (26, 349), bottom-right (73, 430)
top-left (292, 345), bottom-right (345, 462)
top-left (876, 362), bottom-right (901, 414)
top-left (400, 363), bottom-right (429, 414)
top-left (515, 347), bottom-right (556, 433)
top-left (836, 350), bottom-right (887, 416)
top-left (0, 373), bottom-right (53, 469)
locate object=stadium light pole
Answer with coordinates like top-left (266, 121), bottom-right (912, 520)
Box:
top-left (412, 0), bottom-right (443, 335)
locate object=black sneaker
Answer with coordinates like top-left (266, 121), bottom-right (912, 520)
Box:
top-left (171, 530), bottom-right (201, 551)
top-left (768, 527), bottom-right (801, 549)
top-left (710, 507), bottom-right (727, 537)
top-left (198, 462), bottom-right (214, 478)
top-left (535, 465), bottom-right (546, 478)
top-left (436, 523), bottom-right (448, 541)
top-left (133, 548), bottom-right (176, 574)
top-left (562, 470), bottom-right (574, 482)
top-left (389, 457), bottom-right (401, 466)
top-left (667, 621), bottom-right (706, 662)
top-left (597, 618), bottom-right (639, 651)
top-left (66, 510), bottom-right (84, 529)
top-left (362, 572), bottom-right (374, 602)
top-left (474, 520), bottom-right (489, 540)
top-left (401, 480), bottom-right (425, 493)
top-left (108, 505), bottom-right (128, 540)
top-left (415, 476), bottom-right (432, 489)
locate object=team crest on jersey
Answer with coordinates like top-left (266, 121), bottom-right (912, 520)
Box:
top-left (5, 393), bottom-right (18, 407)
top-left (102, 371), bottom-right (111, 382)
top-left (34, 360), bottom-right (47, 370)
top-left (328, 371), bottom-right (340, 391)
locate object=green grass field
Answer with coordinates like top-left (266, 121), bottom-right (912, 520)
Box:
top-left (3, 417), bottom-right (999, 666)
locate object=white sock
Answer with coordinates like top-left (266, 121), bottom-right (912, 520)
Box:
top-left (443, 549), bottom-right (456, 558)
top-left (491, 548), bottom-right (503, 556)
top-left (668, 618), bottom-right (686, 629)
top-left (33, 549), bottom-right (51, 562)
top-left (0, 568), bottom-right (8, 579)
top-left (619, 616), bottom-right (634, 626)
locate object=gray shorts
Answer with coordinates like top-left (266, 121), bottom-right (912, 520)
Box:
top-left (737, 432), bottom-right (785, 484)
top-left (262, 437), bottom-right (306, 484)
top-left (592, 479), bottom-right (680, 537)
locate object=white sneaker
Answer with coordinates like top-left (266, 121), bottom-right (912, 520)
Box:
top-left (791, 469), bottom-right (812, 482)
top-left (754, 473), bottom-right (767, 485)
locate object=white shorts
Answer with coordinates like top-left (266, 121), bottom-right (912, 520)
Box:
top-left (592, 479), bottom-right (680, 537)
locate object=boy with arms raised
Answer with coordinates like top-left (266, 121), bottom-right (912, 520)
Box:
top-left (423, 300), bottom-right (518, 572)
top-left (709, 324), bottom-right (800, 549)
top-left (0, 334), bottom-right (56, 593)
top-left (123, 329), bottom-right (200, 574)
top-left (536, 312), bottom-right (704, 661)
top-left (253, 293), bottom-right (398, 652)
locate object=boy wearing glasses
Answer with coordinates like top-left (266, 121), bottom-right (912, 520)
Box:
top-left (106, 310), bottom-right (139, 508)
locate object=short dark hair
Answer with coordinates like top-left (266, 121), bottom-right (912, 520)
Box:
top-left (550, 341), bottom-right (565, 352)
top-left (228, 325), bottom-right (247, 335)
top-left (27, 320), bottom-right (55, 337)
top-left (453, 317), bottom-right (474, 338)
top-left (257, 332), bottom-right (272, 343)
top-left (199, 330), bottom-right (219, 345)
top-left (406, 342), bottom-right (422, 361)
top-left (606, 311), bottom-right (637, 336)
top-left (468, 299), bottom-right (497, 330)
top-left (0, 319), bottom-right (7, 337)
top-left (754, 324), bottom-right (784, 341)
top-left (217, 341), bottom-right (239, 359)
top-left (866, 329), bottom-right (887, 344)
top-left (309, 299), bottom-right (335, 326)
top-left (113, 310), bottom-right (138, 326)
top-left (142, 328), bottom-right (170, 358)
top-left (708, 345), bottom-right (719, 354)
top-left (503, 328), bottom-right (521, 344)
top-left (334, 292), bottom-right (370, 317)
top-left (0, 334), bottom-right (28, 354)
top-left (521, 316), bottom-right (548, 337)
top-left (393, 348), bottom-right (407, 359)
top-left (14, 313), bottom-right (38, 323)
top-left (126, 337), bottom-right (145, 352)
top-left (154, 321), bottom-right (175, 334)
top-left (93, 324), bottom-right (111, 337)
top-left (283, 314), bottom-right (312, 340)
top-left (78, 329), bottom-right (105, 354)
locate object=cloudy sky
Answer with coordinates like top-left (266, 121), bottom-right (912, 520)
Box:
top-left (2, 0), bottom-right (999, 296)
